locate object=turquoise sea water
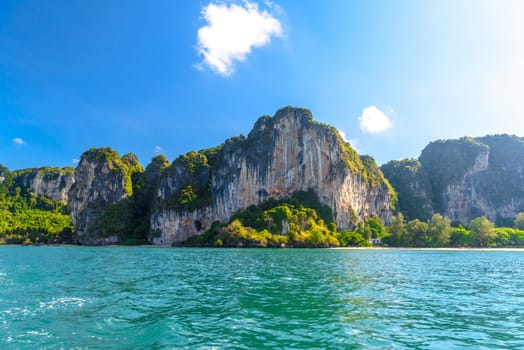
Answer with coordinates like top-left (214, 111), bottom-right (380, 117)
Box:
top-left (0, 247), bottom-right (523, 349)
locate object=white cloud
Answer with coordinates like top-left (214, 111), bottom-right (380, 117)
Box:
top-left (196, 1), bottom-right (282, 76)
top-left (12, 138), bottom-right (25, 145)
top-left (358, 106), bottom-right (393, 134)
top-left (72, 158), bottom-right (79, 164)
top-left (154, 145), bottom-right (163, 154)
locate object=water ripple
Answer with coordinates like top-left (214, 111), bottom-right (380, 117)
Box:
top-left (0, 247), bottom-right (523, 349)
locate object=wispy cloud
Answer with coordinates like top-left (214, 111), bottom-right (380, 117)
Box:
top-left (358, 106), bottom-right (393, 134)
top-left (12, 137), bottom-right (25, 145)
top-left (154, 145), bottom-right (163, 154)
top-left (196, 1), bottom-right (282, 76)
top-left (72, 158), bottom-right (79, 164)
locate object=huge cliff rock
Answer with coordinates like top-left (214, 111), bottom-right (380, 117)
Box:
top-left (382, 135), bottom-right (524, 225)
top-left (11, 167), bottom-right (75, 203)
top-left (67, 148), bottom-right (142, 244)
top-left (151, 107), bottom-right (395, 244)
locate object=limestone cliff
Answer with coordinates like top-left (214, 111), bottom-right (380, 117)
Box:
top-left (382, 135), bottom-right (524, 225)
top-left (11, 167), bottom-right (75, 203)
top-left (67, 148), bottom-right (142, 244)
top-left (151, 107), bottom-right (395, 244)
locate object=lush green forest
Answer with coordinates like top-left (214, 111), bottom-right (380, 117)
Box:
top-left (0, 166), bottom-right (73, 244)
top-left (179, 189), bottom-right (524, 248)
top-left (181, 190), bottom-right (340, 247)
top-left (383, 213), bottom-right (524, 248)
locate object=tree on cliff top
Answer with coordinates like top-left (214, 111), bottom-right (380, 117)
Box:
top-left (515, 212), bottom-right (524, 230)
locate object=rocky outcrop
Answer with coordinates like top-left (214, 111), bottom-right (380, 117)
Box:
top-left (150, 207), bottom-right (216, 244)
top-left (12, 167), bottom-right (75, 203)
top-left (67, 148), bottom-right (142, 243)
top-left (381, 159), bottom-right (433, 221)
top-left (151, 107), bottom-right (394, 244)
top-left (439, 146), bottom-right (490, 224)
top-left (383, 135), bottom-right (524, 225)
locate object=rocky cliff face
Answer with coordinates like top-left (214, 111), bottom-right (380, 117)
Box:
top-left (382, 135), bottom-right (524, 225)
top-left (151, 107), bottom-right (394, 244)
top-left (12, 167), bottom-right (75, 203)
top-left (67, 148), bottom-right (142, 244)
top-left (439, 146), bottom-right (490, 224)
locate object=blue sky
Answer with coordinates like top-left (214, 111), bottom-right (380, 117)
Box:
top-left (1, 0), bottom-right (523, 170)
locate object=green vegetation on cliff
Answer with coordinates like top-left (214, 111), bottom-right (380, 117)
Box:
top-left (10, 166), bottom-right (75, 196)
top-left (12, 166), bottom-right (74, 179)
top-left (73, 148), bottom-right (146, 243)
top-left (0, 166), bottom-right (73, 244)
top-left (381, 159), bottom-right (431, 221)
top-left (181, 190), bottom-right (340, 247)
top-left (148, 143), bottom-right (223, 216)
top-left (162, 147), bottom-right (221, 212)
top-left (82, 148), bottom-right (143, 196)
top-left (93, 154), bottom-right (171, 244)
top-left (181, 189), bottom-right (389, 248)
top-left (0, 164), bottom-right (13, 188)
top-left (359, 155), bottom-right (397, 207)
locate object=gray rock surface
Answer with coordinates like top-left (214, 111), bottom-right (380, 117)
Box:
top-left (151, 107), bottom-right (394, 244)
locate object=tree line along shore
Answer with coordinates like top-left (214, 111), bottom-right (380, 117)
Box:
top-left (2, 183), bottom-right (524, 248)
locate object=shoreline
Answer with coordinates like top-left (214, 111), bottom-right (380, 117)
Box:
top-left (331, 247), bottom-right (524, 252)
top-left (2, 244), bottom-right (524, 251)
